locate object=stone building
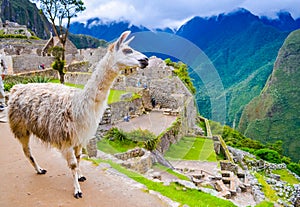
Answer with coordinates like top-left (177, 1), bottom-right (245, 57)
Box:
top-left (0, 34), bottom-right (83, 74)
top-left (0, 19), bottom-right (32, 37)
top-left (42, 35), bottom-right (79, 65)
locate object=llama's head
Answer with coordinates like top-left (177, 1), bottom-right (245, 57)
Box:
top-left (110, 31), bottom-right (148, 71)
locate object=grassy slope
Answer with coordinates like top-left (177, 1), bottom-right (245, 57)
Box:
top-left (165, 137), bottom-right (217, 161)
top-left (238, 29), bottom-right (300, 161)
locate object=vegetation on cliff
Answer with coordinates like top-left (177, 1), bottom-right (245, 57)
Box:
top-left (238, 29), bottom-right (300, 162)
top-left (0, 0), bottom-right (51, 39)
top-left (165, 58), bottom-right (196, 94)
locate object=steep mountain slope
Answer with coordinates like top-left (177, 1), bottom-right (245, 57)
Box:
top-left (0, 0), bottom-right (51, 39)
top-left (176, 9), bottom-right (291, 126)
top-left (238, 29), bottom-right (300, 161)
top-left (0, 0), bottom-right (106, 48)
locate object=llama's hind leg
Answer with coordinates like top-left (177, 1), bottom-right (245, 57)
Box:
top-left (18, 134), bottom-right (47, 174)
top-left (62, 147), bottom-right (83, 199)
top-left (74, 145), bottom-right (86, 182)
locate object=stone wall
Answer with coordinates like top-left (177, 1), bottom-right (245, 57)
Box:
top-left (11, 54), bottom-right (54, 74)
top-left (0, 39), bottom-right (47, 56)
top-left (64, 72), bottom-right (91, 85)
top-left (156, 119), bottom-right (182, 155)
top-left (114, 148), bottom-right (153, 174)
top-left (213, 135), bottom-right (234, 162)
top-left (5, 68), bottom-right (58, 80)
top-left (67, 61), bottom-right (90, 73)
top-left (78, 47), bottom-right (107, 71)
top-left (110, 97), bottom-right (144, 123)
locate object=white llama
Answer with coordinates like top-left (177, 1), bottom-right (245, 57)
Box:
top-left (8, 31), bottom-right (148, 198)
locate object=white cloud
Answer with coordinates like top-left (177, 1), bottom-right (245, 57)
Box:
top-left (73, 0), bottom-right (300, 29)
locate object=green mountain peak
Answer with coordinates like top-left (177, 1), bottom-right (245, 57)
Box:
top-left (238, 29), bottom-right (300, 161)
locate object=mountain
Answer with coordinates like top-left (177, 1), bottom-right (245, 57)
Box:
top-left (175, 9), bottom-right (293, 126)
top-left (261, 11), bottom-right (300, 31)
top-left (238, 29), bottom-right (300, 161)
top-left (69, 18), bottom-right (176, 41)
top-left (0, 0), bottom-right (106, 49)
top-left (0, 0), bottom-right (51, 39)
top-left (69, 9), bottom-right (300, 127)
top-left (69, 18), bottom-right (150, 42)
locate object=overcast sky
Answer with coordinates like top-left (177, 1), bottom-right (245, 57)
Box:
top-left (73, 0), bottom-right (300, 29)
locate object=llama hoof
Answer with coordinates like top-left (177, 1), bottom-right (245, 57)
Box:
top-left (37, 169), bottom-right (47, 174)
top-left (78, 176), bottom-right (86, 182)
top-left (74, 191), bottom-right (82, 199)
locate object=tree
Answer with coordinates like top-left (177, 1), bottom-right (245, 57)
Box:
top-left (254, 148), bottom-right (282, 164)
top-left (50, 46), bottom-right (65, 84)
top-left (36, 0), bottom-right (85, 83)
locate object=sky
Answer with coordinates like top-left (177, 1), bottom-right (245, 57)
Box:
top-left (72, 0), bottom-right (300, 29)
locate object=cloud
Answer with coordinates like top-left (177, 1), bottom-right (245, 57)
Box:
top-left (74, 0), bottom-right (300, 29)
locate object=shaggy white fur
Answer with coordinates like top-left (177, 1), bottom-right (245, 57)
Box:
top-left (8, 31), bottom-right (148, 198)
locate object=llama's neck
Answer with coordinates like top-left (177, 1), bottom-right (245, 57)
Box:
top-left (81, 52), bottom-right (118, 114)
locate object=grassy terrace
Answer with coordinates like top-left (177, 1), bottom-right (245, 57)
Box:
top-left (97, 138), bottom-right (143, 154)
top-left (254, 172), bottom-right (279, 202)
top-left (108, 89), bottom-right (141, 104)
top-left (165, 136), bottom-right (217, 161)
top-left (272, 169), bottom-right (300, 185)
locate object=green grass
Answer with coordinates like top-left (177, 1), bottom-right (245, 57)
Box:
top-left (165, 137), bottom-right (217, 162)
top-left (255, 201), bottom-right (274, 207)
top-left (89, 158), bottom-right (236, 207)
top-left (254, 172), bottom-right (279, 202)
top-left (97, 138), bottom-right (142, 154)
top-left (107, 89), bottom-right (141, 104)
top-left (108, 89), bottom-right (128, 104)
top-left (272, 169), bottom-right (300, 185)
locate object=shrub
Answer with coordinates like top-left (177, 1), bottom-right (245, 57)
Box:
top-left (104, 127), bottom-right (128, 142)
top-left (254, 148), bottom-right (282, 164)
top-left (165, 58), bottom-right (196, 94)
top-left (143, 138), bottom-right (159, 151)
top-left (126, 128), bottom-right (156, 142)
top-left (28, 76), bottom-right (51, 83)
top-left (281, 156), bottom-right (291, 165)
top-left (4, 76), bottom-right (51, 91)
top-left (287, 162), bottom-right (300, 176)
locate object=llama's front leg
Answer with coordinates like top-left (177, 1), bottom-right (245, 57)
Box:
top-left (74, 145), bottom-right (86, 182)
top-left (62, 148), bottom-right (83, 198)
top-left (18, 134), bottom-right (47, 174)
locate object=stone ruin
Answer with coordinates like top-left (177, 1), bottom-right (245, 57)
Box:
top-left (114, 148), bottom-right (153, 174)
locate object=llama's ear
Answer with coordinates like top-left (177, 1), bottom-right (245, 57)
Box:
top-left (115, 31), bottom-right (131, 51)
top-left (124, 36), bottom-right (135, 45)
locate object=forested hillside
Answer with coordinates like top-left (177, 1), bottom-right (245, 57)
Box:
top-left (176, 9), bottom-right (291, 126)
top-left (238, 29), bottom-right (300, 161)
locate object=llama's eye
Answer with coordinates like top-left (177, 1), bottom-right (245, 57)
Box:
top-left (122, 48), bottom-right (133, 54)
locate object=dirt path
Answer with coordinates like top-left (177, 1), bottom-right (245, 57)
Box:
top-left (116, 111), bottom-right (177, 136)
top-left (0, 123), bottom-right (170, 207)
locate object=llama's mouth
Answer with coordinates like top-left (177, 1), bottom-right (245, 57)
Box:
top-left (139, 58), bottom-right (149, 69)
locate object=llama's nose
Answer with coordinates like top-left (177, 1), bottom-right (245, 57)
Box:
top-left (139, 58), bottom-right (148, 69)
